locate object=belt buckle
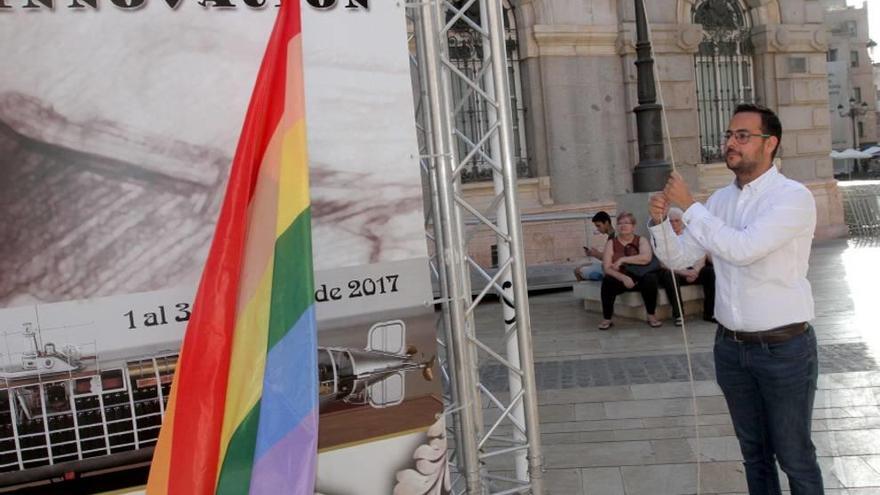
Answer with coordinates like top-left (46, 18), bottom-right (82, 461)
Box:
top-left (726, 328), bottom-right (742, 343)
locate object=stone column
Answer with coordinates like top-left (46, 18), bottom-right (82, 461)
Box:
top-left (512, 1), bottom-right (632, 204)
top-left (751, 23), bottom-right (833, 182)
top-left (509, 1), bottom-right (550, 180)
top-left (747, 1), bottom-right (846, 238)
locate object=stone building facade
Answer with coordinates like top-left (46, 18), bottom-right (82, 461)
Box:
top-left (875, 61), bottom-right (880, 131)
top-left (474, 0), bottom-right (846, 251)
top-left (822, 0), bottom-right (878, 150)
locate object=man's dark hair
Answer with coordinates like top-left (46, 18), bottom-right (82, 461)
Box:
top-left (592, 211), bottom-right (611, 224)
top-left (733, 103), bottom-right (783, 159)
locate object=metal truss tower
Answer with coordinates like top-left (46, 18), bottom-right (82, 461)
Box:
top-left (408, 1), bottom-right (545, 493)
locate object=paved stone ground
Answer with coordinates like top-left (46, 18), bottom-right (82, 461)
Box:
top-left (481, 342), bottom-right (877, 391)
top-left (473, 239), bottom-right (880, 494)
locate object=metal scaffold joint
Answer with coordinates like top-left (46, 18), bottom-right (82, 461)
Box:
top-left (408, 0), bottom-right (545, 493)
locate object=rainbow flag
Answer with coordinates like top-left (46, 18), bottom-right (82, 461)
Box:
top-left (146, 1), bottom-right (317, 494)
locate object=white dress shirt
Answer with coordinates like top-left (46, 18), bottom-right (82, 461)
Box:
top-left (649, 166), bottom-right (816, 332)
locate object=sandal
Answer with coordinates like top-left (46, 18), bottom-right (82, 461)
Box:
top-left (647, 319), bottom-right (663, 328)
top-left (597, 320), bottom-right (614, 331)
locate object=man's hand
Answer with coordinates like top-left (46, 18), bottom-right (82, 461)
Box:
top-left (649, 192), bottom-right (668, 224)
top-left (684, 269), bottom-right (698, 283)
top-left (587, 247), bottom-right (603, 259)
top-left (663, 171), bottom-right (695, 210)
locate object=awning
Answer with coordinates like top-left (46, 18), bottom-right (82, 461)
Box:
top-left (830, 148), bottom-right (874, 159)
top-left (861, 145), bottom-right (880, 157)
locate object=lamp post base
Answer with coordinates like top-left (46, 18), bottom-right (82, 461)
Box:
top-left (632, 159), bottom-right (672, 193)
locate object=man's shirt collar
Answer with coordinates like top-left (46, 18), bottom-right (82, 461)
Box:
top-left (735, 164), bottom-right (779, 194)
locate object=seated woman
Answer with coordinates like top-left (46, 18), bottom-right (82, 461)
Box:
top-left (597, 212), bottom-right (662, 330)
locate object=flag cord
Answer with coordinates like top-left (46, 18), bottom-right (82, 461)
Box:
top-left (643, 10), bottom-right (703, 494)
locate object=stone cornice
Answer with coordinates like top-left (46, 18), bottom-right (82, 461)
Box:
top-left (750, 24), bottom-right (829, 54)
top-left (617, 23), bottom-right (704, 55)
top-left (525, 23), bottom-right (704, 58)
top-left (526, 21), bottom-right (821, 59)
top-left (528, 24), bottom-right (620, 57)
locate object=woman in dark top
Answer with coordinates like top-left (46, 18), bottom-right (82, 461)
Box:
top-left (597, 212), bottom-right (662, 330)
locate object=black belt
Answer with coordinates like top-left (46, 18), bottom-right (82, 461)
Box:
top-left (720, 322), bottom-right (808, 344)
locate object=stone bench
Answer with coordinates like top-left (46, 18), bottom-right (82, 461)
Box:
top-left (572, 280), bottom-right (705, 320)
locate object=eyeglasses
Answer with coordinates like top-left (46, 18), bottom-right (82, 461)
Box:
top-left (722, 130), bottom-right (771, 145)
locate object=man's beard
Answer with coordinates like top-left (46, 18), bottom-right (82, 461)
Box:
top-left (726, 151), bottom-right (759, 176)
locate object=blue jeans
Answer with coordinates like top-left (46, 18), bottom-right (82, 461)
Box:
top-left (714, 325), bottom-right (823, 495)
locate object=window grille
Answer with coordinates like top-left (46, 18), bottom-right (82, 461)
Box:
top-left (446, 2), bottom-right (530, 182)
top-left (693, 0), bottom-right (756, 163)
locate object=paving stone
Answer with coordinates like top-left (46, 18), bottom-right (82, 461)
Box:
top-left (615, 424), bottom-right (734, 442)
top-left (603, 396), bottom-right (729, 419)
top-left (542, 468), bottom-right (583, 495)
top-left (813, 405), bottom-right (880, 419)
top-left (818, 371), bottom-right (880, 390)
top-left (543, 430), bottom-right (616, 446)
top-left (580, 467), bottom-right (625, 495)
top-left (531, 404), bottom-right (574, 423)
top-left (573, 402), bottom-right (606, 421)
top-left (480, 343), bottom-right (877, 392)
top-left (540, 418), bottom-right (644, 434)
top-left (630, 381), bottom-right (722, 400)
top-left (819, 415), bottom-right (880, 431)
top-left (815, 387), bottom-right (880, 408)
top-left (828, 429), bottom-right (880, 456)
top-left (551, 385), bottom-right (634, 404)
top-left (642, 413), bottom-right (733, 428)
top-left (543, 441), bottom-right (655, 469)
top-left (620, 461), bottom-right (748, 495)
top-left (650, 438), bottom-right (696, 463)
top-left (823, 455), bottom-right (880, 488)
top-left (859, 454), bottom-right (880, 477)
top-left (690, 436), bottom-right (743, 462)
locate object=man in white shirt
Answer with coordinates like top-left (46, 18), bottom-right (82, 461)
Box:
top-left (648, 104), bottom-right (822, 494)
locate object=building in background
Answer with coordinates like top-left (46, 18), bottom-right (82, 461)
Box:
top-left (457, 0), bottom-right (846, 269)
top-left (823, 0), bottom-right (877, 151)
top-left (875, 60), bottom-right (880, 132)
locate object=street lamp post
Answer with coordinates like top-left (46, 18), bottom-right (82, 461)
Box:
top-left (631, 0), bottom-right (671, 192)
top-left (838, 97), bottom-right (870, 177)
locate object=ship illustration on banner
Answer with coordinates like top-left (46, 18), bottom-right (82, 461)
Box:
top-left (0, 317), bottom-right (436, 473)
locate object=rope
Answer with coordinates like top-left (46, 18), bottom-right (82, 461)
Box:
top-left (642, 11), bottom-right (703, 494)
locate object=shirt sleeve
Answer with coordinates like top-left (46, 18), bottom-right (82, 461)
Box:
top-left (648, 219), bottom-right (707, 270)
top-left (681, 186), bottom-right (816, 266)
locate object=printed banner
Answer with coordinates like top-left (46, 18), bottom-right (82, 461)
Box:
top-left (0, 2), bottom-right (442, 494)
